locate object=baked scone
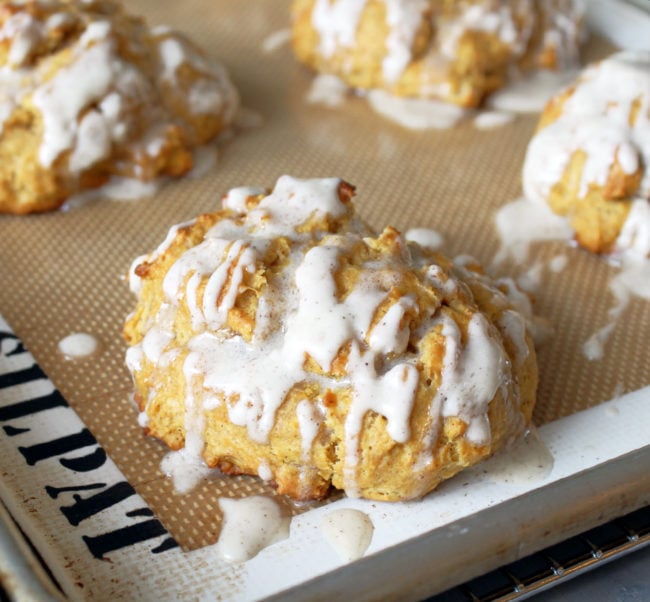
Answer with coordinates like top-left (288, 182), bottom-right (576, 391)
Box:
top-left (291, 0), bottom-right (585, 107)
top-left (523, 51), bottom-right (650, 254)
top-left (124, 176), bottom-right (538, 502)
top-left (0, 0), bottom-right (239, 214)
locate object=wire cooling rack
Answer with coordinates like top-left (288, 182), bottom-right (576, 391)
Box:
top-left (429, 505), bottom-right (650, 601)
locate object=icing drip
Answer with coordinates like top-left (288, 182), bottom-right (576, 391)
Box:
top-left (261, 28), bottom-right (291, 54)
top-left (1, 12), bottom-right (45, 67)
top-left (492, 197), bottom-right (573, 267)
top-left (33, 22), bottom-right (119, 169)
top-left (473, 110), bottom-right (515, 130)
top-left (433, 313), bottom-right (506, 446)
top-left (482, 426), bottom-right (554, 485)
top-left (487, 68), bottom-right (579, 114)
top-left (405, 228), bottom-right (444, 250)
top-left (216, 496), bottom-right (290, 563)
top-left (584, 199), bottom-right (650, 361)
top-left (307, 73), bottom-right (348, 107)
top-left (296, 400), bottom-right (323, 462)
top-left (366, 90), bottom-right (467, 130)
top-left (321, 508), bottom-right (374, 562)
top-left (382, 0), bottom-right (429, 84)
top-left (58, 332), bottom-right (98, 359)
top-left (312, 0), bottom-right (368, 58)
top-left (438, 3), bottom-right (527, 59)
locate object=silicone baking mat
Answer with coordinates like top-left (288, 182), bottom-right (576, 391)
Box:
top-left (0, 1), bottom-right (649, 599)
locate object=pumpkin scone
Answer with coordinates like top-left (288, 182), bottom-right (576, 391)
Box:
top-left (124, 176), bottom-right (538, 502)
top-left (0, 0), bottom-right (239, 214)
top-left (291, 0), bottom-right (585, 108)
top-left (523, 51), bottom-right (650, 255)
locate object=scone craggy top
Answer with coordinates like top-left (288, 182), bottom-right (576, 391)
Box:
top-left (0, 0), bottom-right (239, 214)
top-left (291, 0), bottom-right (585, 106)
top-left (124, 176), bottom-right (537, 501)
top-left (522, 50), bottom-right (650, 254)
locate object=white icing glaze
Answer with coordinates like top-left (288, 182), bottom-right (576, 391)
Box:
top-left (473, 110), bottom-right (515, 130)
top-left (254, 175), bottom-right (349, 235)
top-left (583, 210), bottom-right (650, 362)
top-left (61, 176), bottom-right (160, 210)
top-left (306, 73), bottom-right (349, 108)
top-left (616, 199), bottom-right (650, 259)
top-left (366, 90), bottom-right (467, 130)
top-left (381, 0), bottom-right (429, 84)
top-left (311, 0), bottom-right (368, 58)
top-left (542, 0), bottom-right (586, 69)
top-left (216, 496), bottom-right (290, 563)
top-left (438, 3), bottom-right (524, 60)
top-left (150, 25), bottom-right (173, 36)
top-left (223, 186), bottom-right (266, 213)
top-left (484, 253), bottom-right (552, 347)
top-left (483, 426), bottom-right (554, 485)
top-left (159, 37), bottom-right (186, 80)
top-left (523, 52), bottom-right (650, 205)
top-left (33, 26), bottom-right (117, 169)
top-left (549, 254), bottom-right (568, 273)
top-left (487, 68), bottom-right (578, 114)
top-left (296, 400), bottom-right (322, 461)
top-left (159, 446), bottom-right (212, 494)
top-left (137, 410), bottom-right (149, 428)
top-left (321, 508), bottom-right (374, 562)
top-left (516, 260), bottom-right (543, 295)
top-left (1, 12), bottom-right (44, 67)
top-left (128, 219), bottom-right (197, 294)
top-left (497, 309), bottom-right (529, 367)
top-left (433, 313), bottom-right (505, 446)
top-left (405, 227), bottom-right (444, 250)
top-left (261, 28), bottom-right (291, 54)
top-left (257, 459), bottom-right (273, 481)
top-left (492, 196), bottom-right (573, 267)
top-left (582, 323), bottom-right (616, 362)
top-left (187, 145), bottom-right (218, 179)
top-left (57, 332), bottom-right (98, 359)
top-left (0, 67), bottom-right (25, 136)
top-left (159, 349), bottom-right (213, 493)
top-left (343, 342), bottom-right (419, 495)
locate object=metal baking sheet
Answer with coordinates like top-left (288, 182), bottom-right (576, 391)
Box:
top-left (0, 0), bottom-right (649, 599)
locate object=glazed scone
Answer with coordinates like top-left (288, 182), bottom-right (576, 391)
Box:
top-left (291, 0), bottom-right (585, 107)
top-left (523, 51), bottom-right (650, 255)
top-left (124, 176), bottom-right (538, 502)
top-left (0, 0), bottom-right (239, 214)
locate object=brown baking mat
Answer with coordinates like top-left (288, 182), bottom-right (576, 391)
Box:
top-left (0, 0), bottom-right (647, 552)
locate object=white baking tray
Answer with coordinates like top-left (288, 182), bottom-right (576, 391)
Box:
top-left (1, 2), bottom-right (650, 600)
